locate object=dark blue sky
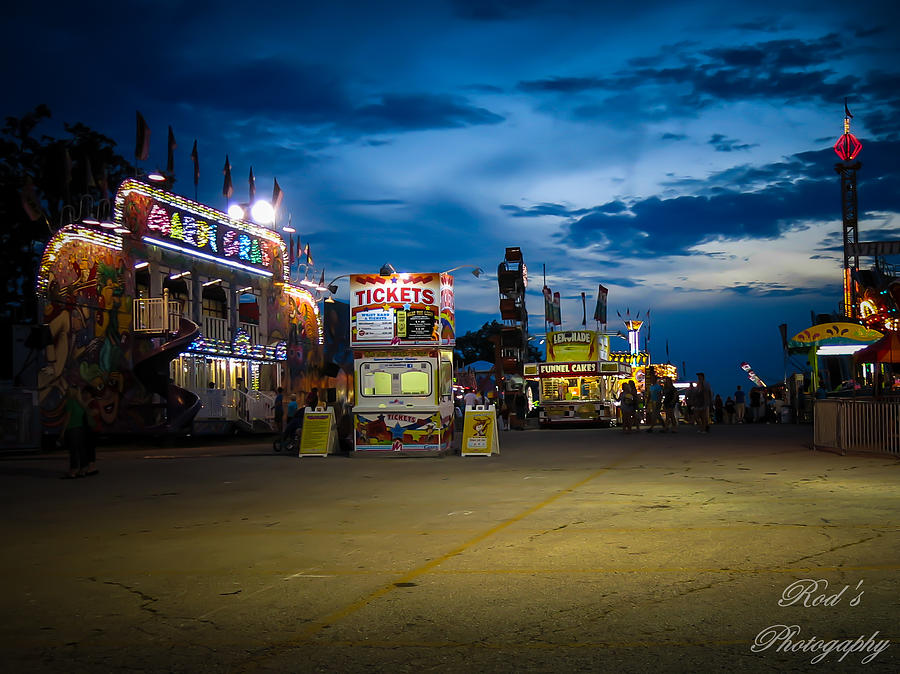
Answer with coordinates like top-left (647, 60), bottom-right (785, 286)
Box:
top-left (5, 0), bottom-right (900, 393)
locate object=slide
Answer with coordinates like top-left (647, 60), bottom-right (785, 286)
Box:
top-left (133, 317), bottom-right (202, 432)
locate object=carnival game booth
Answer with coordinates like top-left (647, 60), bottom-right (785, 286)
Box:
top-left (525, 330), bottom-right (630, 427)
top-left (350, 272), bottom-right (456, 455)
top-left (35, 179), bottom-right (333, 438)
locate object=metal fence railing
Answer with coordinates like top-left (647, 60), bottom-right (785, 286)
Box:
top-left (814, 398), bottom-right (900, 455)
top-left (133, 298), bottom-right (182, 333)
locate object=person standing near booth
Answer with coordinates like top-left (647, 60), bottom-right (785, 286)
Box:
top-left (514, 389), bottom-right (527, 430)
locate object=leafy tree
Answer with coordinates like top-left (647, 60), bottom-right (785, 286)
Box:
top-left (454, 320), bottom-right (542, 365)
top-left (0, 105), bottom-right (135, 322)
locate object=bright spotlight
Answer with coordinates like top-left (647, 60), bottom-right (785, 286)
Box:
top-left (228, 204), bottom-right (246, 220)
top-left (250, 199), bottom-right (275, 225)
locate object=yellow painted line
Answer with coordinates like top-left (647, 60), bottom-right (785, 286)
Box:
top-left (242, 453), bottom-right (636, 666)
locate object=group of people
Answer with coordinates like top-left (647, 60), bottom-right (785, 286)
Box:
top-left (617, 372), bottom-right (714, 433)
top-left (458, 388), bottom-right (529, 431)
top-left (725, 385), bottom-right (785, 424)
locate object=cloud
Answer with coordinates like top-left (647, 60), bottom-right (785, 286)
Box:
top-left (558, 140), bottom-right (900, 258)
top-left (513, 32), bottom-right (900, 132)
top-left (708, 133), bottom-right (757, 152)
top-left (343, 94), bottom-right (505, 133)
top-left (661, 132), bottom-right (687, 141)
top-left (155, 59), bottom-right (505, 140)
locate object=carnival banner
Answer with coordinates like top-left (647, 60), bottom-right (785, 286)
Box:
top-left (593, 284), bottom-right (608, 324)
top-left (353, 410), bottom-right (445, 452)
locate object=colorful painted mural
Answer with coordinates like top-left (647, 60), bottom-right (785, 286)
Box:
top-left (36, 226), bottom-right (140, 433)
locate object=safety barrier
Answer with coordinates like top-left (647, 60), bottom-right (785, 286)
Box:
top-left (814, 398), bottom-right (900, 455)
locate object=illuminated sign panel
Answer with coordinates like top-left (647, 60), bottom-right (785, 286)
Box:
top-left (350, 273), bottom-right (455, 346)
top-left (114, 179), bottom-right (285, 278)
top-left (546, 330), bottom-right (598, 363)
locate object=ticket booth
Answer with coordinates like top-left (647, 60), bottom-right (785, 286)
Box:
top-left (350, 272), bottom-right (456, 455)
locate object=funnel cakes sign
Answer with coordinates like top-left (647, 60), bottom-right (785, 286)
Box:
top-left (350, 273), bottom-right (455, 346)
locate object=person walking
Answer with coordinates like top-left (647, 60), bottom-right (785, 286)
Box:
top-left (662, 378), bottom-right (679, 433)
top-left (61, 385), bottom-right (96, 478)
top-left (695, 373), bottom-right (712, 433)
top-left (273, 386), bottom-right (284, 433)
top-left (713, 394), bottom-right (724, 424)
top-left (514, 389), bottom-right (528, 430)
top-left (618, 381), bottom-right (636, 433)
top-left (724, 396), bottom-right (735, 425)
top-left (734, 385), bottom-right (746, 423)
top-left (499, 398), bottom-right (510, 430)
top-left (644, 376), bottom-right (664, 432)
top-left (749, 387), bottom-right (762, 423)
top-left (305, 387), bottom-right (319, 411)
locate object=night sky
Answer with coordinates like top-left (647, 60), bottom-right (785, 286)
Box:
top-left (5, 0), bottom-right (900, 394)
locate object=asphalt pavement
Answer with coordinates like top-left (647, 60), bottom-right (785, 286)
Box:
top-left (1, 422), bottom-right (898, 673)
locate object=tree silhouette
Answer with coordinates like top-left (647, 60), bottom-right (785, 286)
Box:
top-left (0, 105), bottom-right (134, 323)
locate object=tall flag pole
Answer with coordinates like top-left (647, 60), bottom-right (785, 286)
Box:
top-left (222, 155), bottom-right (233, 204)
top-left (248, 166), bottom-right (256, 203)
top-left (166, 126), bottom-right (176, 176)
top-left (190, 140), bottom-right (199, 200)
top-left (135, 111), bottom-right (150, 166)
top-left (581, 292), bottom-right (587, 327)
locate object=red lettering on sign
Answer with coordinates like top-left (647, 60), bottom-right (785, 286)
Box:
top-left (422, 289), bottom-right (435, 304)
top-left (372, 288), bottom-right (384, 303)
top-left (387, 287), bottom-right (399, 302)
top-left (400, 287), bottom-right (411, 302)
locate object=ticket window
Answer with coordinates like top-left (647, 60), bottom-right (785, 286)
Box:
top-left (360, 361), bottom-right (433, 399)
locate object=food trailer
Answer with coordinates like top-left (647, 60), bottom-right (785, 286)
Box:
top-left (525, 330), bottom-right (630, 427)
top-left (350, 272), bottom-right (456, 455)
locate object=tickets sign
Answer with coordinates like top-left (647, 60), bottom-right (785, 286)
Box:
top-left (350, 273), bottom-right (455, 346)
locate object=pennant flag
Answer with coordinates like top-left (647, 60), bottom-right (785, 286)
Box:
top-left (248, 166), bottom-right (256, 203)
top-left (272, 178), bottom-right (284, 210)
top-left (552, 292), bottom-right (562, 326)
top-left (844, 97), bottom-right (853, 119)
top-left (135, 111), bottom-right (150, 161)
top-left (581, 292), bottom-right (587, 327)
top-left (305, 243), bottom-right (313, 266)
top-left (289, 234), bottom-right (295, 265)
top-left (19, 176), bottom-right (42, 221)
top-left (297, 237), bottom-right (302, 263)
top-left (593, 284), bottom-right (608, 323)
top-left (167, 126), bottom-right (176, 174)
top-left (222, 155), bottom-right (233, 199)
top-left (190, 140), bottom-right (199, 187)
top-left (666, 339), bottom-right (670, 363)
top-left (543, 286), bottom-right (553, 324)
top-left (318, 270), bottom-right (325, 287)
